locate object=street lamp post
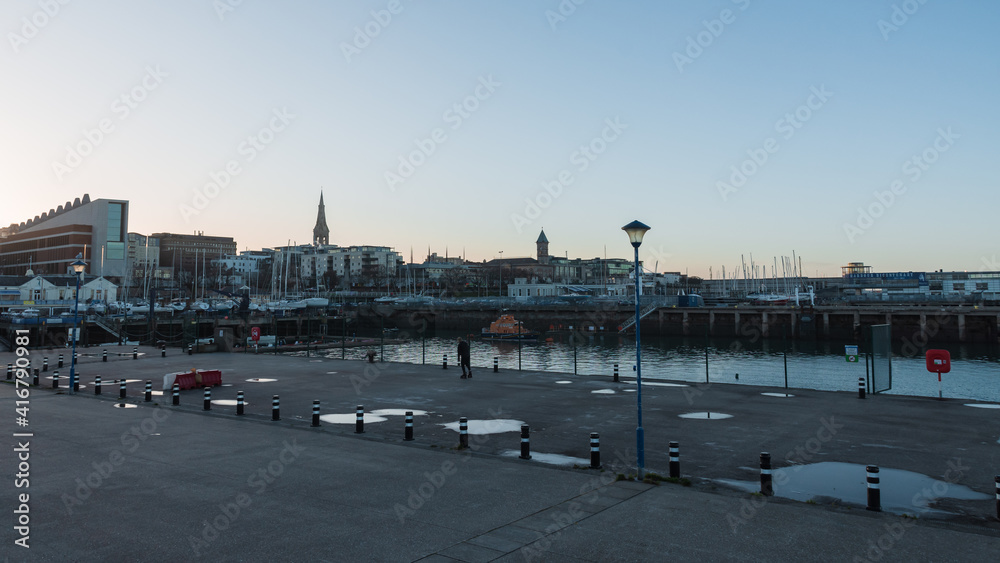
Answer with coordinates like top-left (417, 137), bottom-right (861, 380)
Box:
top-left (498, 250), bottom-right (503, 298)
top-left (622, 220), bottom-right (650, 479)
top-left (69, 254), bottom-right (87, 395)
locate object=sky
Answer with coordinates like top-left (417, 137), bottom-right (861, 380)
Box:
top-left (2, 0), bottom-right (998, 279)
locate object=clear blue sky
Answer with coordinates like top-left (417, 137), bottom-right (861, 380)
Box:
top-left (2, 0), bottom-right (997, 278)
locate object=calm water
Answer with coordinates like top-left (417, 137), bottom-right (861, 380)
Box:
top-left (309, 331), bottom-right (1000, 402)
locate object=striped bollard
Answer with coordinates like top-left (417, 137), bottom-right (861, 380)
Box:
top-left (613, 363), bottom-right (619, 383)
top-left (493, 357), bottom-right (498, 373)
top-left (58, 354), bottom-right (64, 368)
top-left (203, 387), bottom-right (211, 410)
top-left (161, 345), bottom-right (166, 358)
top-left (994, 475), bottom-right (999, 521)
top-left (311, 400), bottom-right (320, 427)
top-left (858, 377), bottom-right (866, 399)
top-left (32, 370), bottom-right (38, 386)
top-left (866, 466), bottom-right (881, 512)
top-left (404, 411), bottom-right (414, 441)
top-left (103, 350), bottom-right (108, 362)
top-left (74, 352), bottom-right (79, 362)
top-left (95, 376), bottom-right (102, 395)
top-left (133, 347), bottom-right (138, 360)
top-left (459, 417), bottom-right (469, 449)
top-left (669, 441), bottom-right (680, 478)
top-left (272, 395), bottom-right (280, 421)
top-left (519, 425), bottom-right (531, 460)
top-left (144, 381), bottom-right (152, 402)
top-left (73, 374), bottom-right (79, 392)
top-left (119, 379), bottom-right (127, 399)
top-left (6, 364), bottom-right (12, 379)
top-left (590, 432), bottom-right (601, 469)
top-left (442, 354), bottom-right (448, 369)
top-left (43, 357), bottom-right (48, 372)
top-left (172, 383), bottom-right (179, 405)
top-left (52, 371), bottom-right (59, 389)
top-left (236, 391), bottom-right (245, 415)
top-left (355, 405), bottom-right (364, 434)
top-left (759, 452), bottom-right (773, 496)
top-left (188, 344), bottom-right (193, 356)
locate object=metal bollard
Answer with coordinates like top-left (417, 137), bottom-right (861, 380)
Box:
top-left (204, 387), bottom-right (211, 410)
top-left (133, 347), bottom-right (138, 360)
top-left (760, 452), bottom-right (773, 496)
top-left (162, 345), bottom-right (166, 358)
top-left (459, 417), bottom-right (469, 449)
top-left (43, 357), bottom-right (48, 372)
top-left (145, 381), bottom-right (152, 402)
top-left (74, 352), bottom-right (79, 362)
top-left (311, 400), bottom-right (320, 427)
top-left (58, 354), bottom-right (64, 368)
top-left (590, 432), bottom-right (601, 469)
top-left (188, 344), bottom-right (193, 356)
top-left (519, 425), bottom-right (531, 460)
top-left (614, 363), bottom-right (619, 382)
top-left (6, 363), bottom-right (11, 379)
top-left (236, 391), bottom-right (245, 415)
top-left (272, 395), bottom-right (280, 421)
top-left (95, 376), bottom-right (102, 395)
top-left (355, 405), bottom-right (364, 434)
top-left (172, 383), bottom-right (179, 405)
top-left (52, 371), bottom-right (59, 389)
top-left (858, 377), bottom-right (866, 399)
top-left (32, 370), bottom-right (38, 386)
top-left (494, 357), bottom-right (498, 373)
top-left (404, 411), bottom-right (414, 441)
top-left (73, 374), bottom-right (79, 392)
top-left (994, 475), bottom-right (999, 521)
top-left (669, 441), bottom-right (680, 478)
top-left (103, 350), bottom-right (108, 362)
top-left (442, 354), bottom-right (448, 369)
top-left (119, 379), bottom-right (127, 399)
top-left (866, 466), bottom-right (881, 511)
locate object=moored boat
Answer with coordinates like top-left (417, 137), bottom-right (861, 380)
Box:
top-left (480, 314), bottom-right (537, 340)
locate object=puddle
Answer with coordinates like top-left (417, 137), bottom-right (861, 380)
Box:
top-left (717, 462), bottom-right (989, 515)
top-left (211, 400), bottom-right (248, 406)
top-left (369, 409), bottom-right (428, 416)
top-left (678, 412), bottom-right (733, 420)
top-left (591, 389), bottom-right (616, 394)
top-left (150, 391), bottom-right (164, 396)
top-left (326, 372), bottom-right (338, 375)
top-left (440, 419), bottom-right (525, 434)
top-left (964, 403), bottom-right (1000, 409)
top-left (310, 360), bottom-right (323, 362)
top-left (761, 392), bottom-right (795, 398)
top-left (625, 381), bottom-right (689, 388)
top-left (623, 389), bottom-right (636, 393)
top-left (220, 384), bottom-right (233, 387)
top-left (113, 403), bottom-right (137, 409)
top-left (246, 378), bottom-right (277, 383)
top-left (319, 413), bottom-right (388, 424)
top-left (555, 381), bottom-right (573, 384)
top-left (500, 450), bottom-right (590, 466)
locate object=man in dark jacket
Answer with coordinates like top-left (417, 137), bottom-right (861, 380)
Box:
top-left (458, 337), bottom-right (471, 378)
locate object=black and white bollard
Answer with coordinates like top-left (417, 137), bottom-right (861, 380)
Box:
top-left (203, 387), bottom-right (211, 410)
top-left (404, 411), bottom-right (414, 441)
top-left (43, 357), bottom-right (49, 371)
top-left (994, 475), bottom-right (999, 521)
top-left (58, 354), bottom-right (64, 368)
top-left (272, 395), bottom-right (280, 421)
top-left (858, 377), bottom-right (866, 399)
top-left (613, 363), bottom-right (619, 383)
top-left (459, 417), bottom-right (469, 449)
top-left (119, 379), bottom-right (127, 399)
top-left (519, 425), bottom-right (531, 460)
top-left (669, 441), bottom-right (680, 478)
top-left (172, 383), bottom-right (179, 405)
top-left (161, 345), bottom-right (166, 358)
top-left (52, 371), bottom-right (59, 389)
top-left (866, 465), bottom-right (881, 511)
top-left (73, 374), bottom-right (79, 392)
top-left (236, 391), bottom-right (245, 415)
top-left (144, 381), bottom-right (152, 402)
top-left (95, 376), bottom-right (102, 395)
top-left (188, 344), bottom-right (193, 356)
top-left (311, 400), bottom-right (320, 427)
top-left (133, 347), bottom-right (138, 360)
top-left (494, 357), bottom-right (498, 373)
top-left (103, 350), bottom-right (108, 362)
top-left (442, 354), bottom-right (448, 369)
top-left (760, 452), bottom-right (773, 496)
top-left (355, 405), bottom-right (364, 434)
top-left (74, 352), bottom-right (79, 362)
top-left (590, 432), bottom-right (601, 469)
top-left (32, 370), bottom-right (38, 386)
top-left (6, 363), bottom-right (11, 379)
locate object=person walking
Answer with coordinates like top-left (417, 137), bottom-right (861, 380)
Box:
top-left (458, 337), bottom-right (472, 379)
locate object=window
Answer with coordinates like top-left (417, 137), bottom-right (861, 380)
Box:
top-left (107, 242), bottom-right (125, 260)
top-left (106, 203), bottom-right (124, 242)
top-left (976, 282), bottom-right (988, 291)
top-left (952, 282), bottom-right (965, 292)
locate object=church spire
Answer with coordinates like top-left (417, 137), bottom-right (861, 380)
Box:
top-left (313, 190), bottom-right (330, 246)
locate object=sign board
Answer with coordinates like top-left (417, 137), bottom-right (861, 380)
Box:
top-left (925, 349), bottom-right (951, 375)
top-left (845, 345), bottom-right (859, 363)
top-left (250, 327), bottom-right (261, 342)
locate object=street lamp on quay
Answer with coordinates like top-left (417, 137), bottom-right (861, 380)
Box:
top-left (622, 220), bottom-right (650, 479)
top-left (69, 254), bottom-right (87, 395)
top-left (498, 250), bottom-right (504, 298)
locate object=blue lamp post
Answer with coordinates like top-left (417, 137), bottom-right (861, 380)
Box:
top-left (622, 220), bottom-right (650, 478)
top-left (69, 254), bottom-right (86, 395)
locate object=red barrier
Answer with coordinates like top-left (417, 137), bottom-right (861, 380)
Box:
top-left (174, 372), bottom-right (198, 390)
top-left (198, 370), bottom-right (222, 387)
